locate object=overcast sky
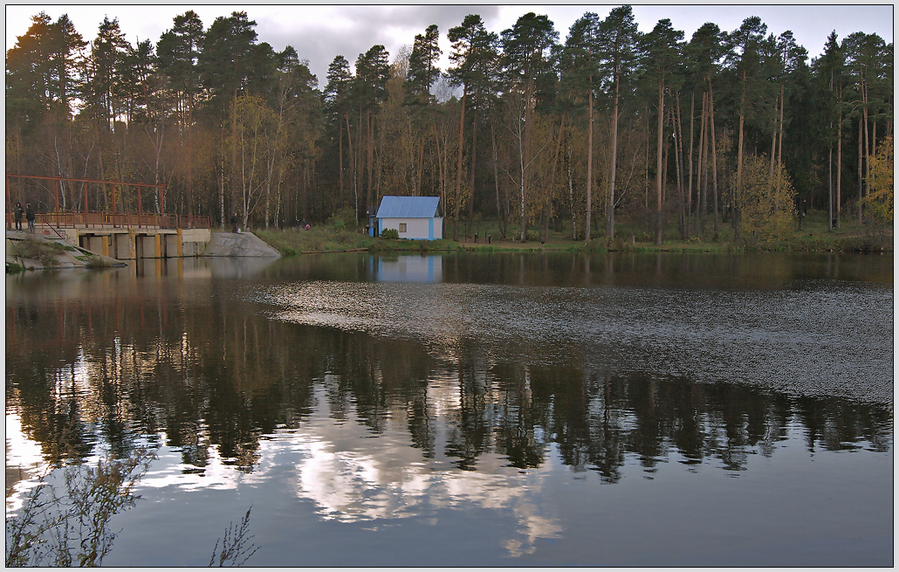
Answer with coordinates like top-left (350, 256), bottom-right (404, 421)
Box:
top-left (5, 3), bottom-right (894, 87)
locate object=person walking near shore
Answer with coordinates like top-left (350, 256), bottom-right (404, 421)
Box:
top-left (25, 203), bottom-right (35, 233)
top-left (13, 202), bottom-right (23, 230)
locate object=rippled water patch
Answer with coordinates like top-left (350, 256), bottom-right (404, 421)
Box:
top-left (252, 278), bottom-right (892, 404)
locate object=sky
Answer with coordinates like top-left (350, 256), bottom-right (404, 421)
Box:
top-left (5, 3), bottom-right (895, 88)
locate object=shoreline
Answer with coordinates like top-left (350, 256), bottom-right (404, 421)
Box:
top-left (256, 228), bottom-right (893, 257)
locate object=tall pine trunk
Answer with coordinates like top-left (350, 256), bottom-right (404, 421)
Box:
top-left (467, 112), bottom-right (478, 237)
top-left (707, 79), bottom-right (719, 238)
top-left (520, 83), bottom-right (533, 243)
top-left (545, 114), bottom-right (566, 243)
top-left (606, 74), bottom-right (620, 238)
top-left (568, 139), bottom-right (576, 240)
top-left (367, 111), bottom-right (374, 215)
top-left (687, 92), bottom-right (695, 237)
top-left (698, 93), bottom-right (708, 235)
top-left (231, 90), bottom-right (238, 216)
top-left (777, 82), bottom-right (785, 204)
top-left (673, 98), bottom-right (685, 239)
top-left (187, 107), bottom-right (194, 220)
top-left (338, 120), bottom-right (344, 203)
top-left (857, 116), bottom-right (863, 225)
top-left (654, 79), bottom-right (665, 245)
top-left (453, 90), bottom-right (466, 241)
top-left (836, 111), bottom-right (842, 228)
top-left (585, 84), bottom-right (594, 242)
top-left (491, 123), bottom-right (504, 238)
top-left (346, 114), bottom-right (357, 221)
top-left (735, 72), bottom-right (746, 241)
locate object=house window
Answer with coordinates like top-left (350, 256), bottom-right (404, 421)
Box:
top-left (399, 223), bottom-right (407, 233)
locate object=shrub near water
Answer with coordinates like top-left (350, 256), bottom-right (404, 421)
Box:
top-left (328, 207), bottom-right (358, 231)
top-left (6, 449), bottom-right (156, 567)
top-left (6, 448), bottom-right (260, 567)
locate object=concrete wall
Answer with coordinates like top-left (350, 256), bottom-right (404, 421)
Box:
top-left (83, 235), bottom-right (110, 257)
top-left (42, 227), bottom-right (238, 260)
top-left (137, 235), bottom-right (161, 258)
top-left (113, 232), bottom-right (136, 259)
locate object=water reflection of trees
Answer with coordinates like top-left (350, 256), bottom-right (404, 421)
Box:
top-left (6, 284), bottom-right (892, 488)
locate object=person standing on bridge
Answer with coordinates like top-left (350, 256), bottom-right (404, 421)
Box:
top-left (230, 212), bottom-right (239, 233)
top-left (13, 202), bottom-right (23, 230)
top-left (25, 203), bottom-right (35, 233)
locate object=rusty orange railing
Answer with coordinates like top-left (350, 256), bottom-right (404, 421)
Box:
top-left (30, 211), bottom-right (210, 231)
top-left (6, 173), bottom-right (209, 231)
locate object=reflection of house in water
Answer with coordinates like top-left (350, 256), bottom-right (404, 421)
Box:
top-left (374, 255), bottom-right (442, 283)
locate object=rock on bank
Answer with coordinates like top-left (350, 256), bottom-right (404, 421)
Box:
top-left (201, 231), bottom-right (281, 258)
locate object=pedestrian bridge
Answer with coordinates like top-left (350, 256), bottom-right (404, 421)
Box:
top-left (6, 174), bottom-right (218, 260)
top-left (24, 212), bottom-right (213, 260)
top-left (8, 174), bottom-right (280, 261)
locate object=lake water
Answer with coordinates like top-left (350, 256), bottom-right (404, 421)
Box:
top-left (5, 251), bottom-right (893, 567)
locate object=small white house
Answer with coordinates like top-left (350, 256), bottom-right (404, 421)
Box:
top-left (375, 196), bottom-right (443, 240)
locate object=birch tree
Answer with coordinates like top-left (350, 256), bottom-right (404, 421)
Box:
top-left (501, 13), bottom-right (559, 241)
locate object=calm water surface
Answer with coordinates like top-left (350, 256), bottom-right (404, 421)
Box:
top-left (5, 252), bottom-right (893, 567)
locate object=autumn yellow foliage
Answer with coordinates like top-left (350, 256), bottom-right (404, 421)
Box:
top-left (736, 154), bottom-right (797, 241)
top-left (862, 135), bottom-right (893, 227)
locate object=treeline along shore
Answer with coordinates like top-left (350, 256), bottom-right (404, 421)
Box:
top-left (6, 8), bottom-right (893, 249)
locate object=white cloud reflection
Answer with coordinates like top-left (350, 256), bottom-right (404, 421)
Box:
top-left (127, 379), bottom-right (562, 556)
top-left (5, 413), bottom-right (48, 512)
top-left (294, 383), bottom-right (561, 554)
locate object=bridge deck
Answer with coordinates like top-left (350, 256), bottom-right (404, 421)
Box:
top-left (28, 211), bottom-right (210, 231)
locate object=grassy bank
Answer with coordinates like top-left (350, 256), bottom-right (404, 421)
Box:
top-left (253, 210), bottom-right (892, 256)
top-left (255, 226), bottom-right (466, 255)
top-left (254, 227), bottom-right (375, 254)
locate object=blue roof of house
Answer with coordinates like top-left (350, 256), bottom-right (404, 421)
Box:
top-left (376, 196), bottom-right (441, 218)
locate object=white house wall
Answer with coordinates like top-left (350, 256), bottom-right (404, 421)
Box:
top-left (379, 217), bottom-right (443, 240)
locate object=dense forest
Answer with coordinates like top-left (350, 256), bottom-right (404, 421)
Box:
top-left (5, 8), bottom-right (893, 242)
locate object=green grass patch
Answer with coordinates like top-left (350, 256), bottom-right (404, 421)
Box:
top-left (255, 227), bottom-right (375, 255)
top-left (10, 237), bottom-right (68, 266)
